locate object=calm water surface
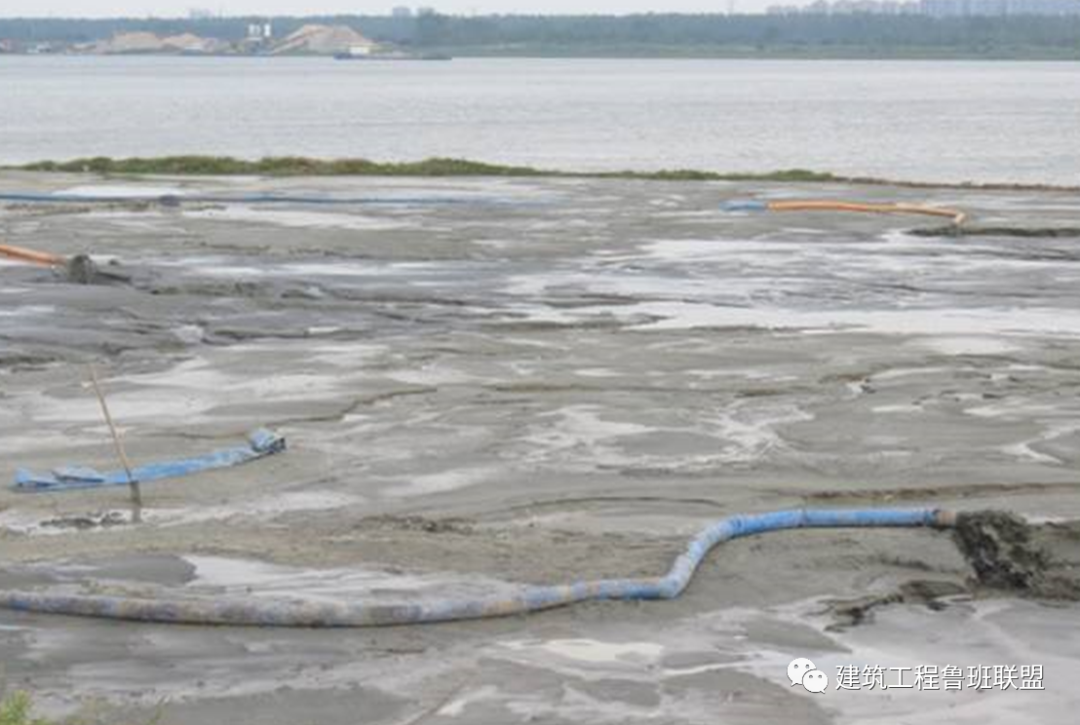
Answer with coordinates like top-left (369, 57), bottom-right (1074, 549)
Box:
top-left (1, 57), bottom-right (1078, 184)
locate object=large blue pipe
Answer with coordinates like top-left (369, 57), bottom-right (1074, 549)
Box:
top-left (13, 429), bottom-right (285, 493)
top-left (0, 508), bottom-right (953, 627)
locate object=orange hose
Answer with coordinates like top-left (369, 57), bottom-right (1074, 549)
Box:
top-left (767, 201), bottom-right (966, 226)
top-left (0, 243), bottom-right (66, 267)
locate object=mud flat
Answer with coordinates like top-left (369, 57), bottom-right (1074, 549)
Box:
top-left (1, 173), bottom-right (1079, 723)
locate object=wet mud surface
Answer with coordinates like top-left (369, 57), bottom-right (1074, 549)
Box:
top-left (1, 173), bottom-right (1080, 723)
top-left (952, 511), bottom-right (1080, 599)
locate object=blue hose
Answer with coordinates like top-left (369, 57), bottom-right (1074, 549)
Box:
top-left (13, 429), bottom-right (285, 492)
top-left (0, 508), bottom-right (952, 627)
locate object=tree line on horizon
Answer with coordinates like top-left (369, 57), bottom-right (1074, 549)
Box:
top-left (1, 13), bottom-right (1077, 57)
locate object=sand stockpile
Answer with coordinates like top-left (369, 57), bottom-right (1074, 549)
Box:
top-left (272, 24), bottom-right (377, 55)
top-left (92, 31), bottom-right (222, 55)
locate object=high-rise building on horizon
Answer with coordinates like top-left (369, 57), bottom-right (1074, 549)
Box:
top-left (768, 0), bottom-right (1080, 15)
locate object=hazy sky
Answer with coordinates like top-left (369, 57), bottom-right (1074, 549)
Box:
top-left (0, 1), bottom-right (788, 18)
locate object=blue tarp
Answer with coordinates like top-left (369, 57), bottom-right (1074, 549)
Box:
top-left (13, 429), bottom-right (285, 493)
top-left (719, 199), bottom-right (769, 212)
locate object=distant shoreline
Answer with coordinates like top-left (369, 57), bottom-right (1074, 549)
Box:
top-left (3, 48), bottom-right (1078, 60)
top-left (2, 14), bottom-right (1077, 62)
top-left (8, 156), bottom-right (1079, 193)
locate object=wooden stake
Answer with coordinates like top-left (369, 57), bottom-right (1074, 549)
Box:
top-left (88, 364), bottom-right (143, 523)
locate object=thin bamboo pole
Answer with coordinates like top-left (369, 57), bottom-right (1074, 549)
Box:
top-left (87, 364), bottom-right (143, 523)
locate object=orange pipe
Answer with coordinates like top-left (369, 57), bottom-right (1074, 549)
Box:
top-left (0, 243), bottom-right (66, 267)
top-left (767, 200), bottom-right (966, 226)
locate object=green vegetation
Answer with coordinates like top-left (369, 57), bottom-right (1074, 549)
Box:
top-left (0, 693), bottom-right (161, 725)
top-left (408, 13), bottom-right (1080, 60)
top-left (419, 42), bottom-right (1080, 60)
top-left (14, 155), bottom-right (1075, 191)
top-left (604, 167), bottom-right (841, 183)
top-left (1, 14), bottom-right (1078, 60)
top-left (0, 693), bottom-right (48, 725)
top-left (18, 155), bottom-right (847, 183)
top-left (18, 156), bottom-right (550, 178)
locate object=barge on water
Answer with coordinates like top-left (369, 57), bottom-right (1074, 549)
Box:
top-left (334, 49), bottom-right (451, 61)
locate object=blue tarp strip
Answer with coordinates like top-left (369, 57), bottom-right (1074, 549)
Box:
top-left (13, 429), bottom-right (285, 492)
top-left (719, 199), bottom-right (769, 212)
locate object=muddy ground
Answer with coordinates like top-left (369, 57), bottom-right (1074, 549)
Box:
top-left (1, 173), bottom-right (1079, 724)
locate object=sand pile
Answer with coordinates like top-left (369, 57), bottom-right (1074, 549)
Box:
top-left (162, 33), bottom-right (220, 54)
top-left (93, 32), bottom-right (221, 55)
top-left (95, 32), bottom-right (166, 54)
top-left (272, 24), bottom-right (377, 55)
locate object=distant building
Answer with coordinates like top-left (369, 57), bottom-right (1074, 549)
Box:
top-left (246, 22), bottom-right (272, 41)
top-left (921, 0), bottom-right (1080, 15)
top-left (768, 0), bottom-right (1080, 14)
top-left (392, 6), bottom-right (414, 17)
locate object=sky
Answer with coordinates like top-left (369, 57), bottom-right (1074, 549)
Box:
top-left (0, 1), bottom-right (788, 18)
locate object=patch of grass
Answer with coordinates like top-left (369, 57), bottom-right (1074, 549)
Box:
top-left (0, 693), bottom-right (48, 725)
top-left (10, 155), bottom-right (1076, 192)
top-left (13, 155), bottom-right (844, 183)
top-left (601, 167), bottom-right (842, 183)
top-left (0, 693), bottom-right (162, 725)
top-left (17, 156), bottom-right (549, 178)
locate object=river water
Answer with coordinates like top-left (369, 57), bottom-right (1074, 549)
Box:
top-left (1, 56), bottom-right (1078, 184)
